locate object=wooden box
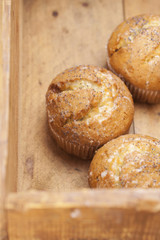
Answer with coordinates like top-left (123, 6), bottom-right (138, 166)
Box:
top-left (1, 0), bottom-right (160, 239)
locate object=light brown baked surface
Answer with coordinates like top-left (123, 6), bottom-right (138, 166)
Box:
top-left (46, 65), bottom-right (134, 155)
top-left (89, 134), bottom-right (160, 188)
top-left (107, 15), bottom-right (160, 91)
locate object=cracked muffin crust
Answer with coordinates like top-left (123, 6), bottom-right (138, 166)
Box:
top-left (88, 134), bottom-right (160, 188)
top-left (107, 15), bottom-right (160, 103)
top-left (46, 65), bottom-right (134, 159)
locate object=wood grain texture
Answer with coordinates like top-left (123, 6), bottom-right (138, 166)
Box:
top-left (0, 0), bottom-right (19, 239)
top-left (6, 0), bottom-right (160, 239)
top-left (124, 0), bottom-right (160, 139)
top-left (18, 0), bottom-right (124, 192)
top-left (0, 0), bottom-right (11, 239)
top-left (124, 0), bottom-right (160, 18)
top-left (7, 190), bottom-right (160, 240)
top-left (7, 0), bottom-right (20, 195)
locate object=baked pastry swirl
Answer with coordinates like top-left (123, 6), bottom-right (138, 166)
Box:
top-left (89, 134), bottom-right (160, 188)
top-left (107, 14), bottom-right (160, 103)
top-left (46, 65), bottom-right (134, 159)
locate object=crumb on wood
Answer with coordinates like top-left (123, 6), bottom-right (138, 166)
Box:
top-left (62, 27), bottom-right (69, 34)
top-left (82, 2), bottom-right (89, 7)
top-left (75, 168), bottom-right (82, 172)
top-left (39, 80), bottom-right (42, 85)
top-left (52, 10), bottom-right (59, 17)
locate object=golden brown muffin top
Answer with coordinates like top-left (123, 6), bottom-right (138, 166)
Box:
top-left (46, 65), bottom-right (134, 147)
top-left (108, 15), bottom-right (160, 91)
top-left (89, 134), bottom-right (160, 188)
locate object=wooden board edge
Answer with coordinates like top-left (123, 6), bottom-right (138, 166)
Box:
top-left (0, 0), bottom-right (11, 239)
top-left (0, 0), bottom-right (20, 239)
top-left (7, 0), bottom-right (20, 193)
top-left (6, 189), bottom-right (160, 240)
top-left (6, 189), bottom-right (160, 212)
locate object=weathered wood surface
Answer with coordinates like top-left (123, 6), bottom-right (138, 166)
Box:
top-left (18, 0), bottom-right (123, 192)
top-left (0, 0), bottom-right (11, 239)
top-left (7, 189), bottom-right (160, 240)
top-left (3, 0), bottom-right (160, 239)
top-left (0, 0), bottom-right (19, 239)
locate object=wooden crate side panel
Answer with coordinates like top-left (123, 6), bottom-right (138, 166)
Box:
top-left (6, 0), bottom-right (160, 240)
top-left (7, 190), bottom-right (160, 240)
top-left (7, 0), bottom-right (20, 193)
top-left (8, 208), bottom-right (160, 240)
top-left (0, 0), bottom-right (11, 239)
top-left (0, 0), bottom-right (19, 239)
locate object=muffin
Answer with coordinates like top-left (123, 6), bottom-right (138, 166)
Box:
top-left (107, 14), bottom-right (160, 103)
top-left (46, 65), bottom-right (134, 159)
top-left (88, 134), bottom-right (160, 188)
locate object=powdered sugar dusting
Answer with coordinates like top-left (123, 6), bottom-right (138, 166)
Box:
top-left (123, 96), bottom-right (133, 103)
top-left (96, 136), bottom-right (160, 187)
top-left (68, 75), bottom-right (120, 125)
top-left (101, 170), bottom-right (108, 178)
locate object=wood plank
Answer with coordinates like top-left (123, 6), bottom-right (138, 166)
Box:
top-left (6, 1), bottom-right (160, 240)
top-left (0, 0), bottom-right (19, 238)
top-left (124, 0), bottom-right (160, 19)
top-left (7, 0), bottom-right (20, 194)
top-left (7, 190), bottom-right (160, 240)
top-left (124, 0), bottom-right (160, 139)
top-left (0, 0), bottom-right (11, 239)
top-left (18, 0), bottom-right (124, 192)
